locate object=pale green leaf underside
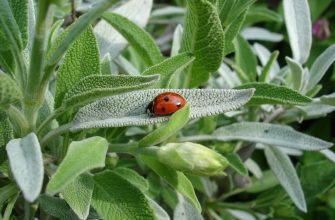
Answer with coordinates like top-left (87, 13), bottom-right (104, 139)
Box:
top-left (91, 170), bottom-right (155, 220)
top-left (63, 74), bottom-right (160, 108)
top-left (320, 93), bottom-right (335, 106)
top-left (265, 146), bottom-right (307, 212)
top-left (286, 57), bottom-right (303, 91)
top-left (62, 173), bottom-right (94, 220)
top-left (236, 82), bottom-right (311, 105)
top-left (71, 89), bottom-right (254, 131)
top-left (139, 104), bottom-right (190, 147)
top-left (55, 26), bottom-right (100, 109)
top-left (46, 137), bottom-right (108, 195)
top-left (0, 73), bottom-right (22, 106)
top-left (283, 0), bottom-right (312, 64)
top-left (139, 154), bottom-right (201, 211)
top-left (142, 52), bottom-right (195, 88)
top-left (102, 12), bottom-right (163, 67)
top-left (181, 0), bottom-right (224, 87)
top-left (6, 133), bottom-right (43, 202)
top-left (214, 122), bottom-right (333, 151)
top-left (174, 193), bottom-right (204, 220)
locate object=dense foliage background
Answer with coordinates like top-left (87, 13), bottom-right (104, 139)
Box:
top-left (0, 0), bottom-right (335, 219)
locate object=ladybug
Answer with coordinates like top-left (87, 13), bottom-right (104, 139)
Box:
top-left (146, 92), bottom-right (186, 116)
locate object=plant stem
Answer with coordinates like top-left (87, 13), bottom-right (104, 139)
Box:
top-left (4, 105), bottom-right (29, 136)
top-left (176, 135), bottom-right (214, 142)
top-left (248, 106), bottom-right (258, 121)
top-left (61, 132), bottom-right (70, 159)
top-left (40, 123), bottom-right (72, 147)
top-left (36, 107), bottom-right (64, 136)
top-left (24, 201), bottom-right (31, 220)
top-left (3, 193), bottom-right (19, 220)
top-left (24, 0), bottom-right (52, 131)
top-left (109, 143), bottom-right (159, 157)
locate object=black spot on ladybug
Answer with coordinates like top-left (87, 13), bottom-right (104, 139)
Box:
top-left (164, 96), bottom-right (169, 102)
top-left (161, 107), bottom-right (166, 112)
top-left (176, 101), bottom-right (181, 107)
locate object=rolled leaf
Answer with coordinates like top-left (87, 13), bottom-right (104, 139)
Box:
top-left (214, 122), bottom-right (333, 151)
top-left (71, 89), bottom-right (254, 131)
top-left (286, 57), bottom-right (303, 91)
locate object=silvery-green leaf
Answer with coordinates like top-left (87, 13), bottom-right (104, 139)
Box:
top-left (63, 74), bottom-right (160, 108)
top-left (181, 0), bottom-right (224, 87)
top-left (214, 122), bottom-right (333, 151)
top-left (283, 0), bottom-right (312, 64)
top-left (298, 101), bottom-right (335, 119)
top-left (320, 149), bottom-right (335, 164)
top-left (265, 145), bottom-right (307, 212)
top-left (6, 133), bottom-right (43, 202)
top-left (62, 173), bottom-right (94, 220)
top-left (256, 143), bottom-right (303, 156)
top-left (94, 0), bottom-right (153, 58)
top-left (173, 193), bottom-right (204, 220)
top-left (253, 43), bottom-right (280, 81)
top-left (320, 93), bottom-right (335, 105)
top-left (218, 63), bottom-right (241, 89)
top-left (241, 27), bottom-right (283, 42)
top-left (102, 12), bottom-right (163, 67)
top-left (146, 196), bottom-right (170, 220)
top-left (246, 6), bottom-right (282, 23)
top-left (307, 44), bottom-right (335, 91)
top-left (46, 137), bottom-right (108, 195)
top-left (142, 53), bottom-right (195, 88)
top-left (244, 159), bottom-right (262, 179)
top-left (171, 25), bottom-right (183, 57)
top-left (114, 55), bottom-right (140, 75)
top-left (285, 57), bottom-right (303, 91)
top-left (71, 89), bottom-right (254, 131)
top-left (151, 6), bottom-right (185, 18)
top-left (0, 72), bottom-right (22, 106)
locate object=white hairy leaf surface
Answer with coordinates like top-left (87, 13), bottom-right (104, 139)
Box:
top-left (71, 89), bottom-right (254, 131)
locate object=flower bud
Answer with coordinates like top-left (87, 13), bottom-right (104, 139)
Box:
top-left (157, 142), bottom-right (229, 176)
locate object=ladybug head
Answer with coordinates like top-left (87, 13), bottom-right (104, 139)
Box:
top-left (146, 101), bottom-right (154, 116)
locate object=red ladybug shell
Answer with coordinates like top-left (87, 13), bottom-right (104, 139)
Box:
top-left (146, 92), bottom-right (186, 116)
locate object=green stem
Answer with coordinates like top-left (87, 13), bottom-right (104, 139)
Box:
top-left (24, 0), bottom-right (52, 131)
top-left (36, 107), bottom-right (65, 136)
top-left (24, 201), bottom-right (31, 220)
top-left (248, 106), bottom-right (258, 121)
top-left (4, 105), bottom-right (29, 136)
top-left (40, 123), bottom-right (72, 147)
top-left (3, 193), bottom-right (19, 220)
top-left (12, 47), bottom-right (27, 91)
top-left (109, 143), bottom-right (159, 157)
top-left (62, 132), bottom-right (70, 159)
top-left (176, 135), bottom-right (214, 142)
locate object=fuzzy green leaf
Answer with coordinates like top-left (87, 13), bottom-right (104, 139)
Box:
top-left (91, 170), bottom-right (155, 220)
top-left (307, 44), bottom-right (335, 91)
top-left (139, 155), bottom-right (201, 211)
top-left (242, 27), bottom-right (283, 42)
top-left (143, 52), bottom-right (195, 88)
top-left (224, 153), bottom-right (248, 176)
top-left (62, 173), bottom-right (94, 220)
top-left (0, 111), bottom-right (13, 147)
top-left (214, 122), bottom-right (333, 151)
top-left (265, 145), bottom-right (307, 212)
top-left (6, 133), bottom-right (43, 202)
top-left (283, 0), bottom-right (312, 64)
top-left (71, 89), bottom-right (254, 131)
top-left (0, 70), bottom-right (21, 107)
top-left (181, 0), bottom-right (224, 87)
top-left (94, 0), bottom-right (153, 59)
top-left (113, 167), bottom-right (149, 192)
top-left (55, 27), bottom-right (100, 109)
top-left (63, 74), bottom-right (160, 108)
top-left (46, 137), bottom-right (108, 195)
top-left (102, 12), bottom-right (163, 67)
top-left (139, 104), bottom-right (190, 147)
top-left (246, 6), bottom-right (283, 24)
top-left (235, 82), bottom-right (312, 105)
top-left (8, 0), bottom-right (28, 48)
top-left (46, 0), bottom-right (117, 69)
top-left (234, 35), bottom-right (257, 81)
top-left (0, 0), bottom-right (23, 51)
